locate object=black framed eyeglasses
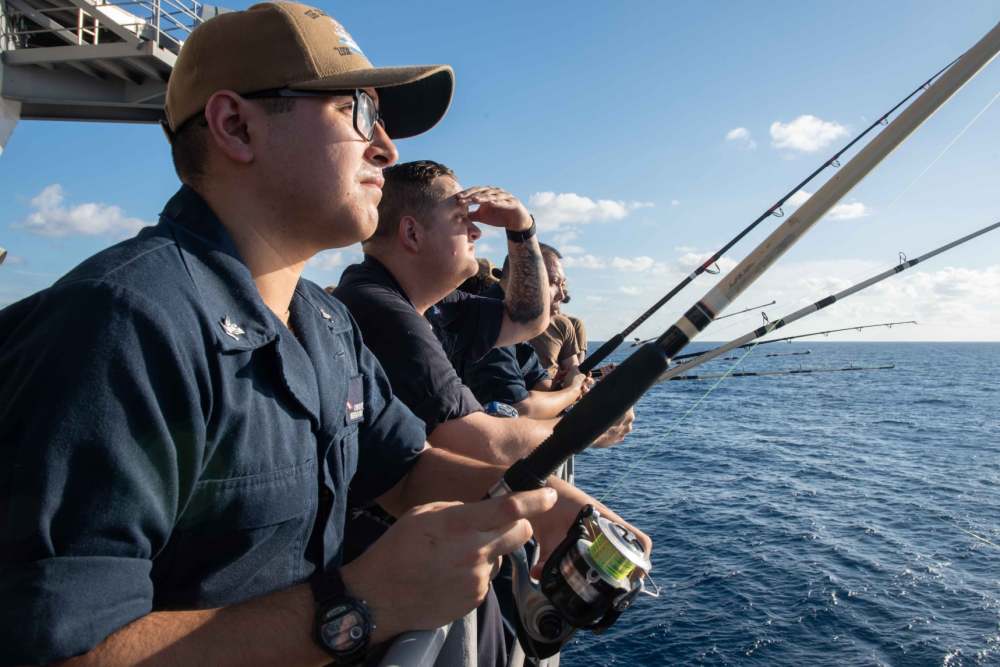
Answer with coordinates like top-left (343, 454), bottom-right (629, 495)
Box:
top-left (243, 88), bottom-right (385, 141)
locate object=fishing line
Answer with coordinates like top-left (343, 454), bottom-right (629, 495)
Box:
top-left (596, 340), bottom-right (763, 504)
top-left (955, 525), bottom-right (1000, 550)
top-left (884, 88), bottom-right (1000, 211)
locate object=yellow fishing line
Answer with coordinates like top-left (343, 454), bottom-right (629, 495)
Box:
top-left (588, 532), bottom-right (637, 581)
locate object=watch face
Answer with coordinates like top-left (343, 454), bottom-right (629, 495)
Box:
top-left (320, 603), bottom-right (368, 653)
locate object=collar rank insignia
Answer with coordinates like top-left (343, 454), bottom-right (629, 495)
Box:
top-left (320, 308), bottom-right (332, 320)
top-left (220, 316), bottom-right (245, 340)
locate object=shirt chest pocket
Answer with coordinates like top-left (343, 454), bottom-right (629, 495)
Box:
top-left (154, 459), bottom-right (318, 607)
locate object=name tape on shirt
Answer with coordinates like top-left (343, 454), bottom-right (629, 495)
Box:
top-left (347, 376), bottom-right (365, 424)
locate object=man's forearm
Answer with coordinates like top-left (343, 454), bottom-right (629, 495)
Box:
top-left (514, 385), bottom-right (579, 419)
top-left (497, 236), bottom-right (548, 346)
top-left (56, 585), bottom-right (328, 667)
top-left (381, 446), bottom-right (505, 511)
top-left (426, 411), bottom-right (558, 466)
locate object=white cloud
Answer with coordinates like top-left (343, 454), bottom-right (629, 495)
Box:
top-left (562, 254), bottom-right (607, 269)
top-left (770, 115), bottom-right (848, 152)
top-left (550, 230), bottom-right (578, 245)
top-left (529, 191), bottom-right (653, 231)
top-left (19, 184), bottom-right (150, 237)
top-left (712, 258), bottom-right (1000, 342)
top-left (786, 190), bottom-right (870, 220)
top-left (611, 256), bottom-right (656, 272)
top-left (307, 250), bottom-right (344, 271)
top-left (619, 286), bottom-right (641, 295)
top-left (725, 127), bottom-right (757, 150)
top-left (827, 202), bottom-right (869, 220)
top-left (677, 252), bottom-right (738, 273)
top-left (787, 190), bottom-right (812, 207)
top-left (671, 200), bottom-right (680, 207)
top-left (561, 245), bottom-right (586, 255)
top-left (476, 242), bottom-right (495, 254)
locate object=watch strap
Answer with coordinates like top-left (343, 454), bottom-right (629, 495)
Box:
top-left (311, 565), bottom-right (348, 605)
top-left (506, 216), bottom-right (537, 242)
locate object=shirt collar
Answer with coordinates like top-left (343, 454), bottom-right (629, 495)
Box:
top-left (356, 254), bottom-right (415, 308)
top-left (159, 185), bottom-right (279, 352)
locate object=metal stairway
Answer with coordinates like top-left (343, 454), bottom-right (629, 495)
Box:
top-left (0, 0), bottom-right (213, 126)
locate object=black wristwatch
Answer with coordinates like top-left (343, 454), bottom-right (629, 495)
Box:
top-left (312, 568), bottom-right (375, 665)
top-left (506, 215), bottom-right (537, 242)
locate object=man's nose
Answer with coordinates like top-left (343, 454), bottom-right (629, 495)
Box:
top-left (366, 122), bottom-right (399, 167)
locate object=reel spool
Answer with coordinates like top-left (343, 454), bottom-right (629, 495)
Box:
top-left (510, 505), bottom-right (654, 659)
top-left (541, 506), bottom-right (651, 629)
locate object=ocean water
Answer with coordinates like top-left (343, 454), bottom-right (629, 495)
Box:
top-left (563, 342), bottom-right (1000, 666)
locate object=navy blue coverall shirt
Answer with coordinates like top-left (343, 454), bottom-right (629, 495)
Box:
top-left (0, 186), bottom-right (426, 665)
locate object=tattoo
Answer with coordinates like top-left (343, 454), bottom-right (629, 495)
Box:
top-left (505, 237), bottom-right (546, 323)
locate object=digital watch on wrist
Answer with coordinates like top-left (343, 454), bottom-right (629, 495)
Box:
top-left (312, 568), bottom-right (374, 665)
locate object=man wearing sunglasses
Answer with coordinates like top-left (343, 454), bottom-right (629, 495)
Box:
top-left (0, 3), bottom-right (651, 666)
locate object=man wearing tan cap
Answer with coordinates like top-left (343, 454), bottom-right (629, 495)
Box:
top-left (0, 3), bottom-right (649, 666)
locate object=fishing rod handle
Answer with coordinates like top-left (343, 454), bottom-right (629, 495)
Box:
top-left (503, 343), bottom-right (671, 492)
top-left (578, 333), bottom-right (625, 376)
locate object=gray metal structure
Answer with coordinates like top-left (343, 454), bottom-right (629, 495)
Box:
top-left (0, 0), bottom-right (210, 124)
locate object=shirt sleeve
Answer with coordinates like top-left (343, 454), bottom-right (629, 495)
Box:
top-left (568, 316), bottom-right (588, 357)
top-left (337, 284), bottom-right (482, 435)
top-left (518, 344), bottom-right (550, 390)
top-left (0, 281), bottom-right (206, 665)
top-left (553, 314), bottom-right (581, 362)
top-left (464, 346), bottom-right (531, 406)
top-left (346, 316), bottom-right (427, 505)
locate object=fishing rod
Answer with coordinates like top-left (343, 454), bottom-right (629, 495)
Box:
top-left (492, 22), bottom-right (1000, 660)
top-left (668, 363), bottom-right (894, 381)
top-left (765, 349), bottom-right (810, 358)
top-left (630, 300), bottom-right (776, 346)
top-left (580, 55), bottom-right (960, 375)
top-left (672, 320), bottom-right (918, 362)
top-left (658, 221), bottom-right (1000, 384)
top-left (721, 348), bottom-right (812, 361)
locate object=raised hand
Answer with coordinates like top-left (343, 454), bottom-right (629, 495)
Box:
top-left (455, 186), bottom-right (532, 232)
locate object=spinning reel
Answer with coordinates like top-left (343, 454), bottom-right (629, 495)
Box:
top-left (508, 505), bottom-right (656, 659)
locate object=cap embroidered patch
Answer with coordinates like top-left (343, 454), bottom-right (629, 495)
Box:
top-left (329, 18), bottom-right (364, 57)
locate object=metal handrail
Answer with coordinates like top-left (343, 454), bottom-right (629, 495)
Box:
top-left (1, 0), bottom-right (203, 51)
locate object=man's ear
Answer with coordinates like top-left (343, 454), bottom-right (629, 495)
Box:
top-left (399, 216), bottom-right (422, 253)
top-left (203, 90), bottom-right (257, 166)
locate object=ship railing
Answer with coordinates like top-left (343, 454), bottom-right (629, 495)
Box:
top-left (1, 0), bottom-right (204, 52)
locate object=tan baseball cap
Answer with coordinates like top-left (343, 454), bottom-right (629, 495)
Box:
top-left (165, 2), bottom-right (454, 139)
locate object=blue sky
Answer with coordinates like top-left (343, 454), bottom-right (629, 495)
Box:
top-left (2, 1), bottom-right (999, 341)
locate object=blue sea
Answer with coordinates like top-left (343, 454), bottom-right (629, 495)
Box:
top-left (564, 342), bottom-right (999, 666)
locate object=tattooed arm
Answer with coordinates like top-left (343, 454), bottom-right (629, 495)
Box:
top-left (458, 186), bottom-right (549, 346)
